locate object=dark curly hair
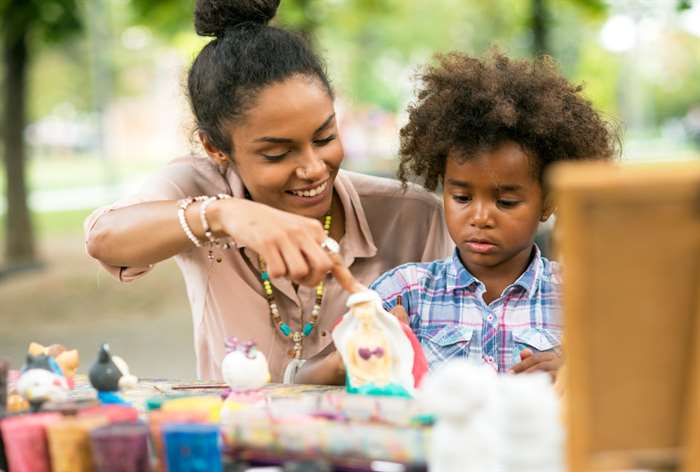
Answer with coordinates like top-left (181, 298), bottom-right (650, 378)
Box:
top-left (398, 52), bottom-right (620, 191)
top-left (188, 0), bottom-right (332, 157)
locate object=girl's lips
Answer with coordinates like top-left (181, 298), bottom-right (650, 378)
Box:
top-left (465, 241), bottom-right (497, 254)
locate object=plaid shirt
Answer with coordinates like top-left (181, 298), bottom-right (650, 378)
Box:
top-left (369, 246), bottom-right (562, 373)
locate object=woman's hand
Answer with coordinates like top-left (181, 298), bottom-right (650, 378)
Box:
top-left (328, 252), bottom-right (366, 294)
top-left (209, 198), bottom-right (334, 286)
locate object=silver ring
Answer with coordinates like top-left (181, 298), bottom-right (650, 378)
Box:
top-left (321, 237), bottom-right (340, 254)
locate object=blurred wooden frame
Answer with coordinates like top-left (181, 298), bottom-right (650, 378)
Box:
top-left (549, 161), bottom-right (700, 472)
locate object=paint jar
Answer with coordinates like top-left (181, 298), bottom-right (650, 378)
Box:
top-left (163, 423), bottom-right (222, 472)
top-left (1, 412), bottom-right (62, 472)
top-left (90, 421), bottom-right (151, 472)
top-left (46, 415), bottom-right (108, 472)
top-left (148, 410), bottom-right (209, 472)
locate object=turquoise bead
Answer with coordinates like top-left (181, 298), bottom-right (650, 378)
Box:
top-left (303, 322), bottom-right (314, 336)
top-left (261, 271), bottom-right (270, 281)
top-left (280, 323), bottom-right (291, 336)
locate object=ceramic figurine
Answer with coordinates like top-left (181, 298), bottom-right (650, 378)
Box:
top-left (28, 342), bottom-right (79, 388)
top-left (220, 338), bottom-right (270, 421)
top-left (419, 360), bottom-right (501, 472)
top-left (221, 338), bottom-right (270, 391)
top-left (500, 373), bottom-right (564, 472)
top-left (325, 241), bottom-right (427, 397)
top-left (16, 354), bottom-right (69, 411)
top-left (333, 290), bottom-right (427, 397)
top-left (88, 344), bottom-right (138, 404)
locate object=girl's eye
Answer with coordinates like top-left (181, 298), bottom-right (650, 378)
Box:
top-left (497, 200), bottom-right (520, 208)
top-left (262, 151), bottom-right (289, 162)
top-left (452, 195), bottom-right (471, 204)
top-left (313, 135), bottom-right (336, 146)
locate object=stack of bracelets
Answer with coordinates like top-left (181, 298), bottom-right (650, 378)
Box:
top-left (177, 194), bottom-right (232, 262)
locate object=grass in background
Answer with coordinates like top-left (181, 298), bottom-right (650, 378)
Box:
top-left (0, 154), bottom-right (162, 194)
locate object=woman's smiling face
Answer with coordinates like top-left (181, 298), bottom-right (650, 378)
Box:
top-left (217, 74), bottom-right (343, 220)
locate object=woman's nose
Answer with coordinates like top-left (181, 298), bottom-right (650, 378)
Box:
top-left (296, 147), bottom-right (326, 180)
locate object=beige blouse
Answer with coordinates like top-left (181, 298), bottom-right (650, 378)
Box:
top-left (84, 155), bottom-right (453, 381)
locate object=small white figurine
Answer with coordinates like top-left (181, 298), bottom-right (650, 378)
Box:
top-left (221, 338), bottom-right (271, 391)
top-left (420, 359), bottom-right (565, 472)
top-left (220, 338), bottom-right (271, 422)
top-left (419, 360), bottom-right (501, 472)
top-left (500, 373), bottom-right (564, 472)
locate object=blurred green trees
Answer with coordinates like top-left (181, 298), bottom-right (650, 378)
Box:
top-left (2, 0), bottom-right (700, 269)
top-left (1, 0), bottom-right (82, 268)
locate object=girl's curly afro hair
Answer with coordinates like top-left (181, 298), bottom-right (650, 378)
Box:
top-left (398, 52), bottom-right (620, 190)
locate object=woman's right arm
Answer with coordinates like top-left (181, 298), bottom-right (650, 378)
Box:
top-left (87, 200), bottom-right (194, 267)
top-left (86, 197), bottom-right (334, 285)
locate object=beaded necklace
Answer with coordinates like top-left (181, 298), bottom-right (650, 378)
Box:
top-left (258, 214), bottom-right (332, 359)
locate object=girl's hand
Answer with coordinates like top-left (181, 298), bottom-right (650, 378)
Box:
top-left (509, 348), bottom-right (562, 380)
top-left (210, 198), bottom-right (333, 286)
top-left (389, 295), bottom-right (409, 325)
top-left (295, 349), bottom-right (346, 385)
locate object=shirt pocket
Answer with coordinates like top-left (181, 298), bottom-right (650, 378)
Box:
top-left (512, 327), bottom-right (562, 354)
top-left (419, 324), bottom-right (475, 364)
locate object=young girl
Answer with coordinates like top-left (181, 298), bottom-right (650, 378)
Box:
top-left (369, 52), bottom-right (619, 377)
top-left (84, 0), bottom-right (452, 383)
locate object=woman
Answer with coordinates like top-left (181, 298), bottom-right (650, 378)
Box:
top-left (85, 0), bottom-right (451, 382)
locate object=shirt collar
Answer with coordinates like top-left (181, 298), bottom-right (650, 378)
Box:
top-left (445, 249), bottom-right (478, 292)
top-left (445, 245), bottom-right (543, 299)
top-left (333, 170), bottom-right (377, 262)
top-left (510, 245), bottom-right (543, 298)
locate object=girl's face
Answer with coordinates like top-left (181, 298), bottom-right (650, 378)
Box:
top-left (443, 141), bottom-right (551, 277)
top-left (212, 75), bottom-right (343, 220)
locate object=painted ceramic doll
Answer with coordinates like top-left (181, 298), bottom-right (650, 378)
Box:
top-left (16, 354), bottom-right (69, 411)
top-left (88, 344), bottom-right (138, 404)
top-left (28, 342), bottom-right (79, 388)
top-left (333, 289), bottom-right (427, 397)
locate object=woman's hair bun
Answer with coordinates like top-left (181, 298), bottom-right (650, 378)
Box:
top-left (194, 0), bottom-right (281, 37)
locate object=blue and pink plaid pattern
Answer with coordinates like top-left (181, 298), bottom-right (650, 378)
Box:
top-left (369, 246), bottom-right (562, 373)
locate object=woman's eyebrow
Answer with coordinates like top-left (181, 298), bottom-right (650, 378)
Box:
top-left (253, 136), bottom-right (293, 144)
top-left (314, 113), bottom-right (336, 134)
top-left (253, 113), bottom-right (336, 144)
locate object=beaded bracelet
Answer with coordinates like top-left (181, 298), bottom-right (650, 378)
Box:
top-left (177, 196), bottom-right (207, 247)
top-left (199, 194), bottom-right (232, 243)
